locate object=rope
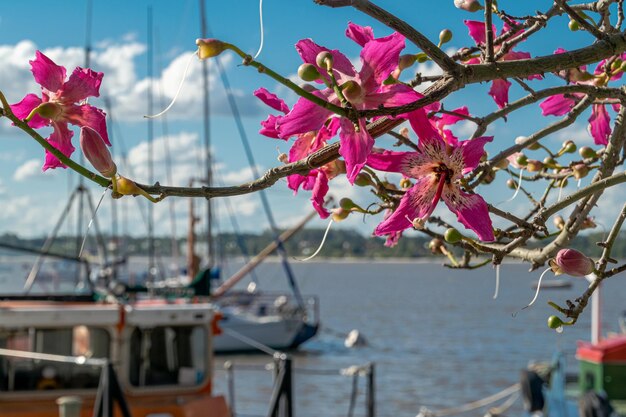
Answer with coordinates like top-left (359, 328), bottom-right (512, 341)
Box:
top-left (416, 383), bottom-right (520, 417)
top-left (221, 327), bottom-right (278, 356)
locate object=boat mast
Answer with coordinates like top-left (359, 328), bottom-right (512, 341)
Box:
top-left (147, 7), bottom-right (155, 282)
top-left (199, 0), bottom-right (214, 270)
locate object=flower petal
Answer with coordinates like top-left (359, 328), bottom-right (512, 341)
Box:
top-left (61, 67), bottom-right (103, 103)
top-left (339, 118), bottom-right (374, 183)
top-left (311, 171), bottom-right (330, 219)
top-left (63, 104), bottom-right (110, 145)
top-left (407, 107), bottom-right (441, 149)
top-left (254, 87), bottom-right (289, 114)
top-left (359, 32), bottom-right (405, 89)
top-left (442, 187), bottom-right (495, 241)
top-left (464, 20), bottom-right (495, 45)
top-left (42, 122), bottom-right (75, 170)
top-left (295, 39), bottom-right (356, 84)
top-left (363, 83), bottom-right (420, 109)
top-left (287, 172), bottom-right (315, 193)
top-left (540, 94), bottom-right (578, 116)
top-left (10, 94), bottom-right (48, 129)
top-left (588, 104), bottom-right (611, 146)
top-left (259, 114), bottom-right (283, 139)
top-left (30, 51), bottom-right (66, 93)
top-left (374, 178), bottom-right (437, 236)
top-left (345, 22), bottom-right (374, 47)
top-left (366, 149), bottom-right (408, 173)
top-left (276, 91), bottom-right (334, 138)
top-left (488, 78), bottom-right (511, 109)
top-left (459, 136), bottom-right (493, 174)
top-left (289, 132), bottom-right (317, 163)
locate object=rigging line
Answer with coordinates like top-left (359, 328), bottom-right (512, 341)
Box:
top-left (155, 29), bottom-right (180, 271)
top-left (78, 188), bottom-right (108, 259)
top-left (214, 172), bottom-right (260, 284)
top-left (221, 328), bottom-right (277, 356)
top-left (212, 36), bottom-right (305, 309)
top-left (253, 0), bottom-right (265, 59)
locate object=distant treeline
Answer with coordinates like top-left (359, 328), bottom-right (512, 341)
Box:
top-left (1, 229), bottom-right (624, 260)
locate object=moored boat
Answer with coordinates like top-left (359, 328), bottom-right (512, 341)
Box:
top-left (0, 297), bottom-right (230, 417)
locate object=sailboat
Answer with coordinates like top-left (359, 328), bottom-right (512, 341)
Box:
top-left (135, 4), bottom-right (321, 354)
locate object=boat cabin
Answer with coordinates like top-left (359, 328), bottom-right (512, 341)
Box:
top-left (0, 300), bottom-right (229, 417)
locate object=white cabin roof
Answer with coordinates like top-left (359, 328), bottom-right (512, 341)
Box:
top-left (124, 301), bottom-right (214, 327)
top-left (0, 302), bottom-right (119, 328)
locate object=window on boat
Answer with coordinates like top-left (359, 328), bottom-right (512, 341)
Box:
top-left (0, 326), bottom-right (110, 392)
top-left (128, 325), bottom-right (206, 387)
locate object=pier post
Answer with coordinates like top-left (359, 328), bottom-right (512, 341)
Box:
top-left (225, 360), bottom-right (236, 417)
top-left (366, 362), bottom-right (375, 417)
top-left (56, 396), bottom-right (83, 417)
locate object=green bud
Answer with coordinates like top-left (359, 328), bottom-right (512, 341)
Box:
top-left (196, 38), bottom-right (228, 60)
top-left (341, 80), bottom-right (363, 102)
top-left (398, 54), bottom-right (417, 71)
top-left (415, 52), bottom-right (429, 63)
top-left (568, 20), bottom-right (580, 31)
top-left (297, 63), bottom-right (321, 82)
top-left (572, 163), bottom-right (589, 179)
top-left (579, 146), bottom-right (596, 159)
top-left (439, 29), bottom-right (453, 46)
top-left (444, 228), bottom-right (462, 244)
top-left (543, 156), bottom-right (556, 167)
top-left (516, 154), bottom-right (528, 166)
top-left (339, 198), bottom-right (357, 210)
top-left (547, 315), bottom-right (564, 329)
top-left (562, 140), bottom-right (577, 154)
top-left (526, 160), bottom-right (544, 172)
top-left (25, 102), bottom-right (62, 122)
top-left (332, 207), bottom-right (350, 222)
top-left (506, 179), bottom-right (517, 189)
top-left (399, 178), bottom-right (412, 189)
top-left (315, 51), bottom-right (333, 71)
top-left (353, 172), bottom-right (373, 187)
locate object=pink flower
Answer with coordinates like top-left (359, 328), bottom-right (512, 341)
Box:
top-left (367, 108), bottom-right (495, 241)
top-left (464, 20), bottom-right (542, 108)
top-left (272, 23), bottom-right (419, 183)
top-left (79, 126), bottom-right (116, 178)
top-left (539, 48), bottom-right (620, 146)
top-left (255, 89), bottom-right (342, 218)
top-left (549, 248), bottom-right (595, 277)
top-left (10, 51), bottom-right (108, 170)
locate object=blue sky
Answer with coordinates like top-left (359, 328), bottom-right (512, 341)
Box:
top-left (0, 1), bottom-right (623, 241)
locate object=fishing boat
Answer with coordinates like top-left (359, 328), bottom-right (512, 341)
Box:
top-left (0, 294), bottom-right (230, 417)
top-left (521, 281), bottom-right (626, 417)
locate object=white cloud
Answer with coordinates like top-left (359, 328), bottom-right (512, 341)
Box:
top-left (0, 39), bottom-right (261, 125)
top-left (13, 159), bottom-right (48, 181)
top-left (552, 121), bottom-right (594, 146)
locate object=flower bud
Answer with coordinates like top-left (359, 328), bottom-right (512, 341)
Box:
top-left (196, 38), bottom-right (228, 60)
top-left (315, 51), bottom-right (333, 71)
top-left (341, 80), bottom-right (363, 102)
top-left (581, 217), bottom-right (597, 230)
top-left (454, 0), bottom-right (483, 12)
top-left (526, 159), bottom-right (544, 172)
top-left (516, 154), bottom-right (528, 166)
top-left (444, 228), bottom-right (462, 243)
top-left (428, 238), bottom-right (445, 254)
top-left (339, 198), bottom-right (357, 210)
top-left (543, 156), bottom-right (557, 168)
top-left (547, 315), bottom-right (564, 329)
top-left (562, 140), bottom-right (577, 153)
top-left (415, 52), bottom-right (429, 63)
top-left (332, 207), bottom-right (350, 222)
top-left (506, 179), bottom-right (517, 189)
top-left (398, 54), bottom-right (417, 71)
top-left (572, 163), bottom-right (589, 179)
top-left (553, 215), bottom-right (565, 230)
top-left (80, 127), bottom-right (117, 178)
top-left (549, 248), bottom-right (595, 277)
top-left (439, 29), bottom-right (453, 45)
top-left (353, 172), bottom-right (374, 187)
top-left (579, 146), bottom-right (596, 159)
top-left (568, 20), bottom-right (580, 31)
top-left (399, 178), bottom-right (412, 189)
top-left (494, 158), bottom-right (509, 170)
top-left (25, 102), bottom-right (63, 122)
top-left (297, 63), bottom-right (321, 82)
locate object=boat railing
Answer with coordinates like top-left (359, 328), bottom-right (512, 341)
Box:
top-left (218, 292), bottom-right (320, 323)
top-left (215, 354), bottom-right (375, 417)
top-left (0, 347), bottom-right (131, 417)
